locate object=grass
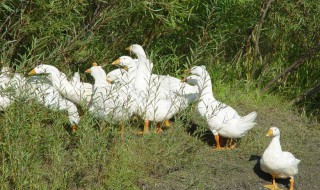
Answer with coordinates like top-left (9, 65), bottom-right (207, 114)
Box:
top-left (1, 1), bottom-right (320, 189)
top-left (1, 75), bottom-right (319, 189)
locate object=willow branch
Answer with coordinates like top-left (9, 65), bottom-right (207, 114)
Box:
top-left (291, 82), bottom-right (320, 105)
top-left (261, 39), bottom-right (320, 94)
top-left (252, 0), bottom-right (275, 77)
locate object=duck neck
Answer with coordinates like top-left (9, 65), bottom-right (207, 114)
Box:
top-left (127, 62), bottom-right (137, 85)
top-left (92, 70), bottom-right (108, 86)
top-left (136, 50), bottom-right (153, 72)
top-left (268, 135), bottom-right (282, 153)
top-left (134, 55), bottom-right (151, 93)
top-left (49, 71), bottom-right (83, 102)
top-left (49, 71), bottom-right (71, 90)
top-left (198, 73), bottom-right (214, 102)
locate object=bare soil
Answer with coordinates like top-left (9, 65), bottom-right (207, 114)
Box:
top-left (118, 104), bottom-right (320, 190)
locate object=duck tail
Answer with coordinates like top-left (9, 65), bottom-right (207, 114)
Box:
top-left (240, 111), bottom-right (257, 123)
top-left (235, 111), bottom-right (257, 131)
top-left (236, 121), bottom-right (256, 132)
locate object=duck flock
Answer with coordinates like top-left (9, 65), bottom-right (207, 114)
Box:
top-left (0, 44), bottom-right (300, 189)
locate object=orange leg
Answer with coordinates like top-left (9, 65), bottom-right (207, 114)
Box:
top-left (289, 177), bottom-right (294, 190)
top-left (263, 175), bottom-right (279, 190)
top-left (136, 120), bottom-right (150, 135)
top-left (164, 120), bottom-right (171, 127)
top-left (214, 134), bottom-right (222, 149)
top-left (155, 123), bottom-right (164, 133)
top-left (71, 125), bottom-right (78, 132)
top-left (144, 119), bottom-right (150, 134)
top-left (118, 122), bottom-right (124, 135)
top-left (229, 139), bottom-right (236, 149)
top-left (272, 175), bottom-right (277, 188)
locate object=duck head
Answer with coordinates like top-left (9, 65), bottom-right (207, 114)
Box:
top-left (190, 65), bottom-right (207, 77)
top-left (85, 62), bottom-right (107, 82)
top-left (28, 64), bottom-right (60, 75)
top-left (125, 44), bottom-right (146, 57)
top-left (182, 75), bottom-right (202, 86)
top-left (266, 127), bottom-right (280, 137)
top-left (112, 56), bottom-right (136, 71)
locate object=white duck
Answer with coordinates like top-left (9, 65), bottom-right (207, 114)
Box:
top-left (28, 64), bottom-right (93, 107)
top-left (185, 66), bottom-right (257, 149)
top-left (85, 63), bottom-right (138, 132)
top-left (0, 67), bottom-right (12, 110)
top-left (125, 44), bottom-right (198, 97)
top-left (69, 71), bottom-right (90, 89)
top-left (0, 67), bottom-right (12, 88)
top-left (106, 68), bottom-right (129, 86)
top-left (0, 95), bottom-right (10, 111)
top-left (112, 55), bottom-right (198, 97)
top-left (1, 68), bottom-right (80, 130)
top-left (106, 57), bottom-right (140, 86)
top-left (260, 127), bottom-right (300, 190)
top-left (25, 76), bottom-right (80, 131)
top-left (117, 51), bottom-right (194, 134)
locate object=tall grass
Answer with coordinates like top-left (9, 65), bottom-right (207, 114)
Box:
top-left (1, 72), bottom-right (315, 188)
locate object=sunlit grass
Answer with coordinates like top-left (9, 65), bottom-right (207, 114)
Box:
top-left (1, 75), bottom-right (318, 189)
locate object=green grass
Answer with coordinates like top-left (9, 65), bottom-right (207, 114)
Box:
top-left (1, 78), bottom-right (319, 189)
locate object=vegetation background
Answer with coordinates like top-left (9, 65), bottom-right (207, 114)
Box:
top-left (0, 0), bottom-right (319, 189)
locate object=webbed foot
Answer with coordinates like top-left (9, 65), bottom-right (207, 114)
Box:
top-left (263, 184), bottom-right (282, 190)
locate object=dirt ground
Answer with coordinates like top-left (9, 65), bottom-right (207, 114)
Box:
top-left (1, 91), bottom-right (318, 189)
top-left (130, 104), bottom-right (320, 190)
top-left (203, 103), bottom-right (320, 190)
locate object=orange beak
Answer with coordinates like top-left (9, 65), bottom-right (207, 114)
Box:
top-left (28, 69), bottom-right (36, 75)
top-left (85, 69), bottom-right (91, 74)
top-left (266, 129), bottom-right (273, 137)
top-left (106, 78), bottom-right (113, 84)
top-left (122, 66), bottom-right (128, 71)
top-left (112, 59), bottom-right (120, 65)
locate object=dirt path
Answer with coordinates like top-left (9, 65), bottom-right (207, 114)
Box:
top-left (110, 103), bottom-right (320, 190)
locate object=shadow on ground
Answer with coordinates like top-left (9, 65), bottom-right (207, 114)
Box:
top-left (249, 155), bottom-right (291, 189)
